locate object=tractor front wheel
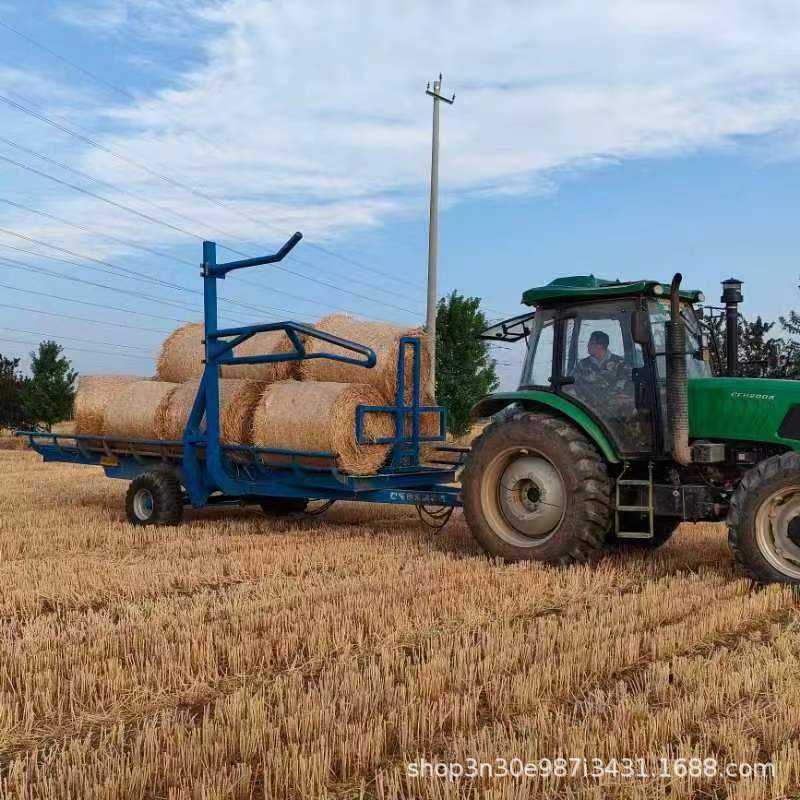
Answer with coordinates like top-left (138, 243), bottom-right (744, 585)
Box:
top-left (728, 452), bottom-right (800, 584)
top-left (461, 412), bottom-right (612, 564)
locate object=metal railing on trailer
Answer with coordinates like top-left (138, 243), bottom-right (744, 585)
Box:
top-left (17, 232), bottom-right (468, 526)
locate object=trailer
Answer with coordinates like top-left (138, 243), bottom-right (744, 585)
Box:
top-left (17, 233), bottom-right (466, 526)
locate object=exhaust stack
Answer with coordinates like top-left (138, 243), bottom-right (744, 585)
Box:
top-left (721, 278), bottom-right (743, 377)
top-left (667, 273), bottom-right (692, 465)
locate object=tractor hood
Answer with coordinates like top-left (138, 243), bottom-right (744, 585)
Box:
top-left (689, 378), bottom-right (800, 450)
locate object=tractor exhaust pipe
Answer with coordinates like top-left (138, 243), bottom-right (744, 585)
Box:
top-left (721, 278), bottom-right (743, 377)
top-left (667, 273), bottom-right (692, 465)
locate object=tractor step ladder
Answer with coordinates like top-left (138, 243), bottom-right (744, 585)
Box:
top-left (615, 463), bottom-right (654, 539)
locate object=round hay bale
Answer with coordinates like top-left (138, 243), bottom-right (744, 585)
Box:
top-left (74, 375), bottom-right (144, 435)
top-left (102, 381), bottom-right (179, 440)
top-left (156, 378), bottom-right (265, 443)
top-left (299, 314), bottom-right (432, 402)
top-left (156, 322), bottom-right (299, 383)
top-left (252, 380), bottom-right (393, 475)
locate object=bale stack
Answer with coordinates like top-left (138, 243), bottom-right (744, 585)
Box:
top-left (156, 378), bottom-right (265, 444)
top-left (68, 313), bottom-right (436, 476)
top-left (252, 380), bottom-right (393, 474)
top-left (156, 322), bottom-right (299, 383)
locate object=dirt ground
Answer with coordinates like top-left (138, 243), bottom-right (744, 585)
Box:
top-left (0, 450), bottom-right (797, 799)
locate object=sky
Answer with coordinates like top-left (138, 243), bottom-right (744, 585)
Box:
top-left (2, 1), bottom-right (800, 389)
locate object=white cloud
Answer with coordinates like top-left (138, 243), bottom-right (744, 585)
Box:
top-left (8, 0), bottom-right (800, 266)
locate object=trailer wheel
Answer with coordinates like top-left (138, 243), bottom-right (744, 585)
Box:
top-left (260, 497), bottom-right (309, 516)
top-left (461, 412), bottom-right (612, 564)
top-left (728, 452), bottom-right (800, 584)
top-left (126, 470), bottom-right (184, 526)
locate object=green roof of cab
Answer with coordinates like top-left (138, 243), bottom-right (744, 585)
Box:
top-left (472, 389), bottom-right (620, 463)
top-left (522, 275), bottom-right (704, 307)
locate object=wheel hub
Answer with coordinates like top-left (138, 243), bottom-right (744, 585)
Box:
top-left (498, 456), bottom-right (565, 538)
top-left (756, 488), bottom-right (800, 579)
top-left (133, 488), bottom-right (155, 521)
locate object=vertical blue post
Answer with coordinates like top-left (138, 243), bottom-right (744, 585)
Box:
top-left (203, 241), bottom-right (223, 474)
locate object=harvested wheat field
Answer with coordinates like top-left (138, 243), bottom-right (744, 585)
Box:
top-left (0, 451), bottom-right (798, 800)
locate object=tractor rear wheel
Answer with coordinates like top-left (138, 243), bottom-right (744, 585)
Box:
top-left (461, 412), bottom-right (612, 564)
top-left (728, 452), bottom-right (800, 584)
top-left (126, 469), bottom-right (183, 526)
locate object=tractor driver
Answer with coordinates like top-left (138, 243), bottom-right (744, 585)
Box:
top-left (572, 330), bottom-right (632, 417)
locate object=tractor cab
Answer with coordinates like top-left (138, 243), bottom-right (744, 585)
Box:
top-left (481, 276), bottom-right (710, 460)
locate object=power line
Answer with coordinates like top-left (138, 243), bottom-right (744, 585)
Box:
top-left (0, 144), bottom-right (416, 320)
top-left (0, 18), bottom-right (138, 103)
top-left (0, 301), bottom-right (172, 335)
top-left (0, 94), bottom-right (424, 316)
top-left (0, 280), bottom-right (193, 324)
top-left (0, 256), bottom-right (204, 315)
top-left (0, 335), bottom-right (153, 360)
top-left (0, 195), bottom-right (196, 267)
top-left (0, 326), bottom-right (153, 353)
top-left (0, 23), bottom-right (425, 293)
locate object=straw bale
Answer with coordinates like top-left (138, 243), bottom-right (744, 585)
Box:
top-left (299, 314), bottom-right (432, 402)
top-left (156, 322), bottom-right (298, 383)
top-left (74, 375), bottom-right (144, 435)
top-left (252, 380), bottom-right (393, 475)
top-left (156, 378), bottom-right (264, 443)
top-left (102, 381), bottom-right (179, 440)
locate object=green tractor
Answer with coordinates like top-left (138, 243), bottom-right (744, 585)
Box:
top-left (462, 273), bottom-right (800, 584)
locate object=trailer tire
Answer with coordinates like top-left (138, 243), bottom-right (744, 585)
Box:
top-left (728, 452), bottom-right (800, 584)
top-left (461, 412), bottom-right (612, 564)
top-left (260, 497), bottom-right (309, 516)
top-left (126, 469), bottom-right (184, 526)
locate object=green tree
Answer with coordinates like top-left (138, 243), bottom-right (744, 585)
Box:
top-left (0, 353), bottom-right (29, 429)
top-left (20, 341), bottom-right (77, 430)
top-left (435, 291), bottom-right (498, 437)
top-left (704, 314), bottom-right (796, 378)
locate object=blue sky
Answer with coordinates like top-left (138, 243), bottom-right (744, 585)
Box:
top-left (2, 1), bottom-right (800, 389)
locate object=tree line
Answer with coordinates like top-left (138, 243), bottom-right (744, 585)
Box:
top-left (0, 341), bottom-right (76, 431)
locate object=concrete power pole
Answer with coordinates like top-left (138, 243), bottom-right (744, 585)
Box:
top-left (425, 74), bottom-right (454, 397)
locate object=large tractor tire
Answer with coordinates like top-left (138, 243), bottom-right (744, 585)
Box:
top-left (727, 452), bottom-right (800, 584)
top-left (126, 469), bottom-right (184, 526)
top-left (606, 517), bottom-right (679, 550)
top-left (461, 412), bottom-right (612, 564)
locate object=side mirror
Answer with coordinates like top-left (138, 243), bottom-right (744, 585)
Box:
top-left (631, 309), bottom-right (651, 350)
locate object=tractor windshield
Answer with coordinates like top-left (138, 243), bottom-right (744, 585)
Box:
top-left (649, 300), bottom-right (713, 380)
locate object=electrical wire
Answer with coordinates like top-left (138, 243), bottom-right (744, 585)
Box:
top-left (0, 325), bottom-right (154, 353)
top-left (0, 280), bottom-right (196, 324)
top-left (0, 301), bottom-right (172, 335)
top-left (0, 95), bottom-right (425, 313)
top-left (0, 334), bottom-right (153, 360)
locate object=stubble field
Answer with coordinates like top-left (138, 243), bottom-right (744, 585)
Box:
top-left (0, 450), bottom-right (798, 799)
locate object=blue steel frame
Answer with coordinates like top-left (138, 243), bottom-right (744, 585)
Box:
top-left (18, 232), bottom-right (463, 511)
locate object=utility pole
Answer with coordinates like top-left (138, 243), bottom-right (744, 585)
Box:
top-left (425, 74), bottom-right (454, 397)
